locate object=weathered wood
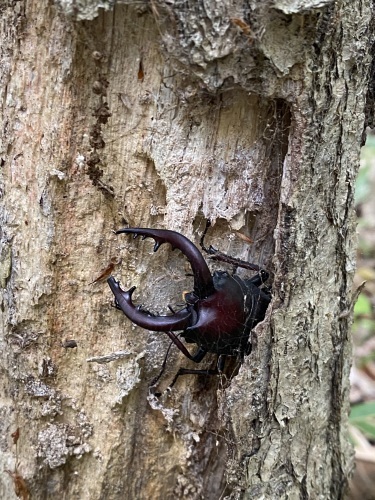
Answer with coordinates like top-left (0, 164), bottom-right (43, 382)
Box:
top-left (0, 1), bottom-right (373, 498)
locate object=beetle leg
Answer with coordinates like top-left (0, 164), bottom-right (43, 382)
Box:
top-left (217, 354), bottom-right (226, 372)
top-left (200, 220), bottom-right (268, 277)
top-left (206, 249), bottom-right (265, 274)
top-left (168, 353), bottom-right (225, 389)
top-left (150, 342), bottom-right (207, 392)
top-left (165, 332), bottom-right (207, 362)
top-left (245, 270), bottom-right (269, 286)
top-left (149, 340), bottom-right (175, 388)
top-left (116, 227), bottom-right (215, 298)
top-left (199, 219), bottom-right (216, 254)
top-left (169, 368), bottom-right (218, 388)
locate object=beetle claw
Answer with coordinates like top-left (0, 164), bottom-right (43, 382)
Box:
top-left (107, 276), bottom-right (192, 332)
top-left (115, 228), bottom-right (215, 298)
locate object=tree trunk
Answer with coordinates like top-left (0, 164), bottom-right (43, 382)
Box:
top-left (1, 1), bottom-right (373, 498)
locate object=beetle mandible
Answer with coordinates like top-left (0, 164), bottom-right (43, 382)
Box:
top-left (107, 225), bottom-right (271, 387)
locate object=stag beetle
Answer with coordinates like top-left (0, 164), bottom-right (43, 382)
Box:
top-left (107, 225), bottom-right (271, 387)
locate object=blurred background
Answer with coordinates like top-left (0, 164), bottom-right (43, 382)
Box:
top-left (349, 133), bottom-right (375, 499)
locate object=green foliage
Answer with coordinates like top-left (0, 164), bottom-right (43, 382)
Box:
top-left (354, 293), bottom-right (372, 317)
top-left (350, 402), bottom-right (375, 441)
top-left (352, 292), bottom-right (375, 343)
top-left (357, 134), bottom-right (375, 204)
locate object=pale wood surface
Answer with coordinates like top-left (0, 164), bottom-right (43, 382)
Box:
top-left (0, 1), bottom-right (373, 498)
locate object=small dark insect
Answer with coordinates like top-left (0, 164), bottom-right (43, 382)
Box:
top-left (61, 340), bottom-right (78, 349)
top-left (6, 429), bottom-right (30, 500)
top-left (11, 428), bottom-right (20, 445)
top-left (89, 257), bottom-right (121, 285)
top-left (138, 60), bottom-right (144, 82)
top-left (107, 225), bottom-right (271, 388)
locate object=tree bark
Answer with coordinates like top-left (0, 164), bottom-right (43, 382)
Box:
top-left (1, 1), bottom-right (374, 499)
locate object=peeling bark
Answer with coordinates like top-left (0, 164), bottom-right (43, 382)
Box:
top-left (1, 1), bottom-right (374, 499)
